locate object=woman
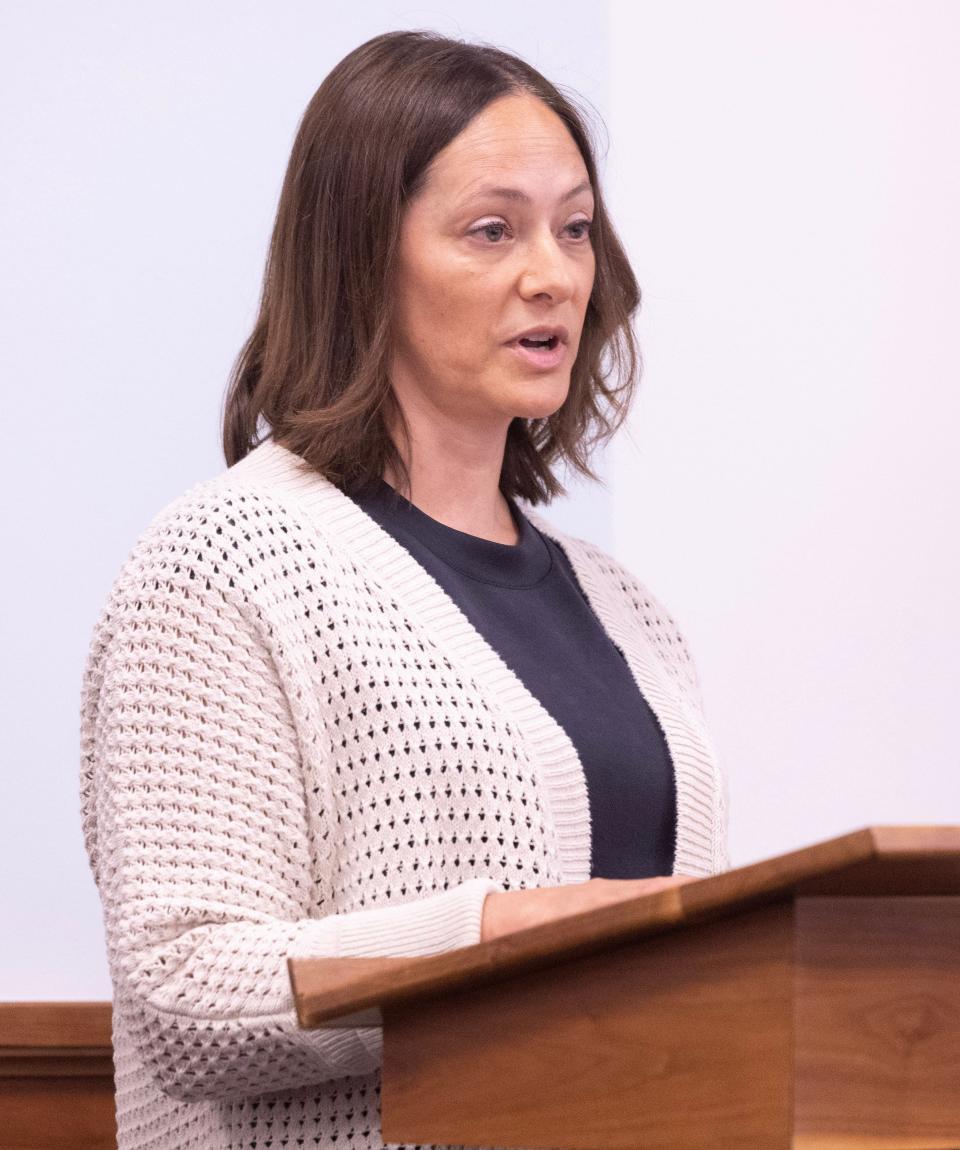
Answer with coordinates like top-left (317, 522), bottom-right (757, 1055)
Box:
top-left (80, 28), bottom-right (728, 1150)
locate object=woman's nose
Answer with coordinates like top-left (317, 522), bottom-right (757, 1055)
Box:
top-left (516, 231), bottom-right (575, 302)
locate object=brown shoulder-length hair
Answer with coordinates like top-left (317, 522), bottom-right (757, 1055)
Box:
top-left (222, 29), bottom-right (641, 505)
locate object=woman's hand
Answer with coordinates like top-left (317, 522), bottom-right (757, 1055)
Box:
top-left (480, 875), bottom-right (700, 944)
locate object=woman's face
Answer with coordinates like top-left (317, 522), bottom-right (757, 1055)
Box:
top-left (389, 92), bottom-right (596, 433)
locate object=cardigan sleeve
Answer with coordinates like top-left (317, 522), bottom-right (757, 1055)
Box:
top-left (80, 558), bottom-right (500, 1103)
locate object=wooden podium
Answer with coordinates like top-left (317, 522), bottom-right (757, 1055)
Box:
top-left (290, 826), bottom-right (960, 1150)
top-left (0, 1001), bottom-right (114, 1149)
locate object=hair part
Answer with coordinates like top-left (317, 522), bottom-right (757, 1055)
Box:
top-left (221, 29), bottom-right (642, 505)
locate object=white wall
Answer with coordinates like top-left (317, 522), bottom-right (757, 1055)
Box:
top-left (607, 0), bottom-right (960, 866)
top-left (0, 3), bottom-right (610, 998)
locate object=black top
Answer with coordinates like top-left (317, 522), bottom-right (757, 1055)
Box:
top-left (349, 478), bottom-right (677, 879)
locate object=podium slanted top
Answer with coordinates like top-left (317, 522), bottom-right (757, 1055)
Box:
top-left (289, 824), bottom-right (960, 1028)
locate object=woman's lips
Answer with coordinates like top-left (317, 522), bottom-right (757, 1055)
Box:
top-left (506, 338), bottom-right (568, 370)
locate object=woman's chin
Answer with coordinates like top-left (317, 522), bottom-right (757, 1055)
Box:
top-left (505, 380), bottom-right (571, 421)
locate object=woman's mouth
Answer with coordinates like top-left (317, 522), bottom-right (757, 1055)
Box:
top-left (508, 335), bottom-right (567, 370)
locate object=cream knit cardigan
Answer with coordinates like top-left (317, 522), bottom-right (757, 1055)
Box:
top-left (80, 438), bottom-right (728, 1150)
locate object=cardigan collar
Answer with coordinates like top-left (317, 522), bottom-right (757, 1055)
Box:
top-left (349, 476), bottom-right (553, 589)
top-left (220, 436), bottom-right (719, 880)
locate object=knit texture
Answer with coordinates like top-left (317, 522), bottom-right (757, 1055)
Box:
top-left (80, 438), bottom-right (729, 1149)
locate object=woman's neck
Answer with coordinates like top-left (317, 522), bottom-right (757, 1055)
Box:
top-left (383, 439), bottom-right (518, 546)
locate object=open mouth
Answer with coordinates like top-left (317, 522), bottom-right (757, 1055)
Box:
top-left (509, 333), bottom-right (567, 370)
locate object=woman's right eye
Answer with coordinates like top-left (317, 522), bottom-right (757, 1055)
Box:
top-left (469, 221), bottom-right (510, 243)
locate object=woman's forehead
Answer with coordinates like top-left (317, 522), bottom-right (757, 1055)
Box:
top-left (424, 96), bottom-right (590, 203)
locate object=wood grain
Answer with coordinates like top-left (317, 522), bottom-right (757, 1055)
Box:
top-left (0, 1003), bottom-right (115, 1150)
top-left (381, 902), bottom-right (795, 1150)
top-left (794, 896), bottom-right (960, 1149)
top-left (0, 1002), bottom-right (112, 1050)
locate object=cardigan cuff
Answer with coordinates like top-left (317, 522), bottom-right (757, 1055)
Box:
top-left (334, 876), bottom-right (501, 957)
top-left (287, 875), bottom-right (502, 964)
top-left (289, 878), bottom-right (501, 1071)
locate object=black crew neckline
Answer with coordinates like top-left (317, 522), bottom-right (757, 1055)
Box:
top-left (355, 477), bottom-right (553, 589)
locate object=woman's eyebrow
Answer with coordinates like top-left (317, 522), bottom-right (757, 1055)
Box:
top-left (460, 178), bottom-right (593, 205)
